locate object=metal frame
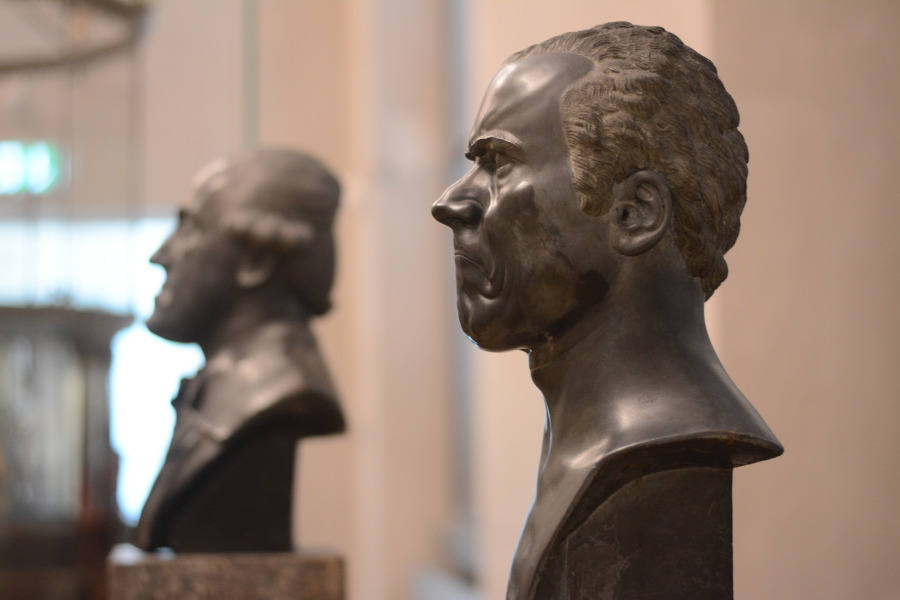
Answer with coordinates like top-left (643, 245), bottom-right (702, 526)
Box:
top-left (0, 0), bottom-right (148, 75)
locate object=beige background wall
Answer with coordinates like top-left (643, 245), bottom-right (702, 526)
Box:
top-left (18, 1), bottom-right (896, 599)
top-left (713, 3), bottom-right (900, 599)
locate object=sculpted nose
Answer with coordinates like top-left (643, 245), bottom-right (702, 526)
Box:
top-left (150, 236), bottom-right (172, 267)
top-left (432, 179), bottom-right (484, 230)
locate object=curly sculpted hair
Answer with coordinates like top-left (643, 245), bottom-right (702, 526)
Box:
top-left (508, 22), bottom-right (749, 298)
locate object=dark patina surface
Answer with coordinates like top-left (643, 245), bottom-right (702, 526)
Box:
top-left (433, 22), bottom-right (782, 600)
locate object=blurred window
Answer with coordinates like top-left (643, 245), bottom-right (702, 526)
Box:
top-left (0, 217), bottom-right (203, 523)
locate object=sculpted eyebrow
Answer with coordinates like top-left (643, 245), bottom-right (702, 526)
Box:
top-left (465, 136), bottom-right (523, 161)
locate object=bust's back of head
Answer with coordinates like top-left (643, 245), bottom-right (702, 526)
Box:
top-left (208, 148), bottom-right (340, 316)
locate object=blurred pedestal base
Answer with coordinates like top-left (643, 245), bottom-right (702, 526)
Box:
top-left (107, 545), bottom-right (343, 600)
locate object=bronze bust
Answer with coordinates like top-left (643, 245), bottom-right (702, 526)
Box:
top-left (433, 23), bottom-right (782, 600)
top-left (134, 148), bottom-right (344, 553)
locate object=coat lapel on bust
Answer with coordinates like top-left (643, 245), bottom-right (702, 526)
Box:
top-left (132, 323), bottom-right (341, 550)
top-left (133, 375), bottom-right (220, 549)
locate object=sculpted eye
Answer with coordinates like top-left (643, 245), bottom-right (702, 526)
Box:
top-left (180, 214), bottom-right (197, 232)
top-left (468, 138), bottom-right (521, 176)
top-left (493, 153), bottom-right (514, 175)
top-left (479, 151), bottom-right (514, 177)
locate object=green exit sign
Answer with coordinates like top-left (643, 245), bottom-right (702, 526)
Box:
top-left (0, 141), bottom-right (63, 195)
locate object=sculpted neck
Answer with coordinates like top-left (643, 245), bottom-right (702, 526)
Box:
top-left (527, 264), bottom-right (729, 459)
top-left (199, 292), bottom-right (311, 360)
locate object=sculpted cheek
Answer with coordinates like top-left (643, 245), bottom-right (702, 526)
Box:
top-left (507, 181), bottom-right (538, 224)
top-left (486, 179), bottom-right (534, 219)
top-left (507, 180), bottom-right (538, 217)
top-left (575, 269), bottom-right (610, 308)
top-left (485, 181), bottom-right (538, 255)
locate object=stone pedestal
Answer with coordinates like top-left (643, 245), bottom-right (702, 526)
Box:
top-left (107, 545), bottom-right (343, 600)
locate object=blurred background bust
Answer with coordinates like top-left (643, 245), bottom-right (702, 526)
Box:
top-left (133, 148), bottom-right (345, 553)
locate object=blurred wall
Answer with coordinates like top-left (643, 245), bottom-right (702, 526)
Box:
top-left (713, 2), bottom-right (900, 599)
top-left (141, 0), bottom-right (245, 213)
top-left (54, 0), bottom-right (900, 599)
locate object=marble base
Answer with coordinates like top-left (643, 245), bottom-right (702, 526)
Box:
top-left (107, 545), bottom-right (343, 600)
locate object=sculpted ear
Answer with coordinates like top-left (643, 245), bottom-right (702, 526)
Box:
top-left (236, 250), bottom-right (277, 288)
top-left (610, 170), bottom-right (672, 256)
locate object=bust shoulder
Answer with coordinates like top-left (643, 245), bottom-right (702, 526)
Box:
top-left (197, 320), bottom-right (344, 441)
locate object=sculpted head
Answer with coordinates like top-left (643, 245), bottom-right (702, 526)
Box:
top-left (510, 22), bottom-right (749, 298)
top-left (433, 22), bottom-right (748, 351)
top-left (147, 148), bottom-right (339, 345)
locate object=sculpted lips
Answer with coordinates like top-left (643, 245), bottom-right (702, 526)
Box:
top-left (454, 248), bottom-right (500, 298)
top-left (454, 251), bottom-right (482, 269)
top-left (155, 281), bottom-right (174, 308)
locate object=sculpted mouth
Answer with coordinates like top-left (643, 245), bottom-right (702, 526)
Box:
top-left (454, 251), bottom-right (482, 268)
top-left (154, 281), bottom-right (174, 308)
top-left (454, 250), bottom-right (500, 299)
